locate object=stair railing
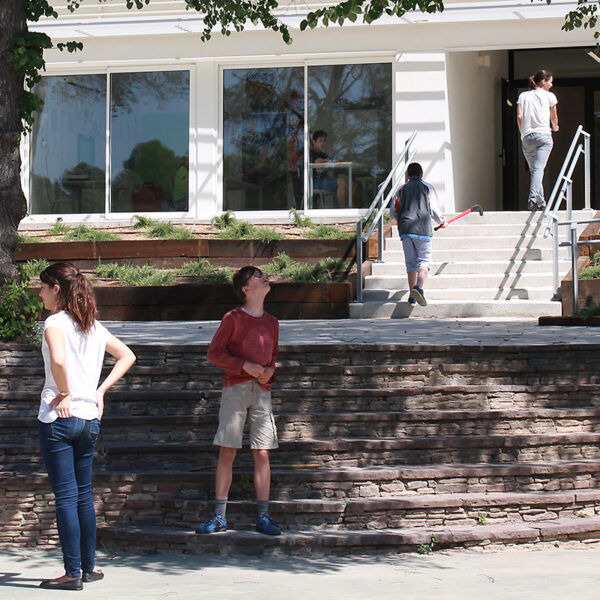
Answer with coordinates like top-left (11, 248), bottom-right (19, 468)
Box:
top-left (544, 125), bottom-right (592, 297)
top-left (355, 132), bottom-right (417, 302)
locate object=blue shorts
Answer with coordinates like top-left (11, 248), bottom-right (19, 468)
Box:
top-left (402, 237), bottom-right (432, 272)
top-left (313, 177), bottom-right (337, 192)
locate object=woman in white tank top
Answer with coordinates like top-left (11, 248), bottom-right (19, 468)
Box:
top-left (516, 69), bottom-right (559, 211)
top-left (37, 262), bottom-right (136, 590)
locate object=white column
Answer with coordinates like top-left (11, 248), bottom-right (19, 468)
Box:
top-left (193, 62), bottom-right (219, 221)
top-left (394, 52), bottom-right (454, 213)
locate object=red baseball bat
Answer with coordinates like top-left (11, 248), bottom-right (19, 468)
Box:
top-left (434, 204), bottom-right (484, 231)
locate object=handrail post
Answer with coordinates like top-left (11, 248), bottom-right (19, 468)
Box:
top-left (377, 197), bottom-right (384, 263)
top-left (566, 180), bottom-right (573, 223)
top-left (356, 219), bottom-right (363, 303)
top-left (552, 217), bottom-right (559, 299)
top-left (570, 222), bottom-right (579, 316)
top-left (584, 133), bottom-right (591, 210)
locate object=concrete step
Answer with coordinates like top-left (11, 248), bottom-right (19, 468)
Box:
top-left (365, 273), bottom-right (554, 290)
top-left (350, 300), bottom-right (561, 318)
top-left (360, 285), bottom-right (557, 301)
top-left (94, 516), bottom-right (600, 555)
top-left (381, 247), bottom-right (561, 262)
top-left (371, 260), bottom-right (571, 276)
top-left (385, 235), bottom-right (556, 251)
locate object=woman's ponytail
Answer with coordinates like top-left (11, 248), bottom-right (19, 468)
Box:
top-left (40, 262), bottom-right (97, 333)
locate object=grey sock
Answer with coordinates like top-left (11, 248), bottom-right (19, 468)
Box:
top-left (215, 498), bottom-right (227, 519)
top-left (257, 500), bottom-right (269, 517)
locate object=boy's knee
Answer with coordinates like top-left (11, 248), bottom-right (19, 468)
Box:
top-left (252, 449), bottom-right (270, 464)
top-left (218, 446), bottom-right (237, 464)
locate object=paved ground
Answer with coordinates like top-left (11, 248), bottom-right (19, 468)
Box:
top-left (103, 317), bottom-right (600, 346)
top-left (1, 544), bottom-right (599, 599)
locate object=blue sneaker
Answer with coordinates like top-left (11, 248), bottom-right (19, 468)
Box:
top-left (195, 513), bottom-right (227, 534)
top-left (256, 513), bottom-right (282, 536)
top-left (409, 286), bottom-right (427, 307)
top-left (408, 295), bottom-right (417, 306)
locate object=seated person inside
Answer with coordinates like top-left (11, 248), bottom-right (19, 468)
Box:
top-left (309, 130), bottom-right (349, 209)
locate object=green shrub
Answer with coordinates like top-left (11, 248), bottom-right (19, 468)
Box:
top-left (251, 227), bottom-right (285, 242)
top-left (178, 259), bottom-right (233, 283)
top-left (17, 233), bottom-right (42, 246)
top-left (0, 278), bottom-right (43, 343)
top-left (592, 251), bottom-right (600, 265)
top-left (289, 208), bottom-right (314, 228)
top-left (20, 259), bottom-right (50, 280)
top-left (579, 295), bottom-right (600, 318)
top-left (305, 224), bottom-right (354, 240)
top-left (148, 222), bottom-right (194, 240)
top-left (579, 265), bottom-right (600, 280)
top-left (212, 211), bottom-right (237, 230)
top-left (65, 225), bottom-right (120, 242)
top-left (95, 263), bottom-right (176, 286)
top-left (47, 220), bottom-right (71, 235)
top-left (132, 215), bottom-right (160, 230)
top-left (262, 253), bottom-right (350, 283)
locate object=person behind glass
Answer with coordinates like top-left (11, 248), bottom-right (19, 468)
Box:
top-left (517, 70), bottom-right (559, 211)
top-left (310, 130), bottom-right (349, 208)
top-left (195, 266), bottom-right (281, 536)
top-left (37, 262), bottom-right (136, 591)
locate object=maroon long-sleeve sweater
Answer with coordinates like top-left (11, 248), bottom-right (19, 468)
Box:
top-left (207, 307), bottom-right (279, 390)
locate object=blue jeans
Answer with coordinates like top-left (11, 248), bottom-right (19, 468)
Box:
top-left (522, 133), bottom-right (553, 206)
top-left (38, 417), bottom-right (100, 578)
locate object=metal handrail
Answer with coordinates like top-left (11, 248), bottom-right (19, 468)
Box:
top-left (544, 125), bottom-right (592, 297)
top-left (355, 132), bottom-right (417, 303)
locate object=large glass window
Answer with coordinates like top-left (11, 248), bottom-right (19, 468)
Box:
top-left (223, 67), bottom-right (304, 211)
top-left (30, 70), bottom-right (190, 215)
top-left (30, 75), bottom-right (106, 214)
top-left (110, 71), bottom-right (190, 212)
top-left (308, 63), bottom-right (392, 209)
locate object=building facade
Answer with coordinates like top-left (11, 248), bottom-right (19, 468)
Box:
top-left (22, 0), bottom-right (594, 224)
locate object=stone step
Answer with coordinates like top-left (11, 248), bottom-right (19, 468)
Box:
top-left (6, 434), bottom-right (600, 471)
top-left (385, 235), bottom-right (556, 251)
top-left (365, 272), bottom-right (554, 290)
top-left (94, 516), bottom-right (600, 555)
top-left (8, 460), bottom-right (600, 503)
top-left (4, 408), bottom-right (600, 444)
top-left (371, 260), bottom-right (571, 276)
top-left (6, 384), bottom-right (600, 417)
top-left (125, 490), bottom-right (600, 531)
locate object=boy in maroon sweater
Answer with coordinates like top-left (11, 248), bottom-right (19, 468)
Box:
top-left (195, 266), bottom-right (281, 536)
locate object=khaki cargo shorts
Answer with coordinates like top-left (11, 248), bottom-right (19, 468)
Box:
top-left (213, 380), bottom-right (278, 450)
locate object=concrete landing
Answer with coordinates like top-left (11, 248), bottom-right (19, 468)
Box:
top-left (101, 318), bottom-right (600, 347)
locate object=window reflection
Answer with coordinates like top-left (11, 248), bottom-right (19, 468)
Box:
top-left (223, 68), bottom-right (304, 211)
top-left (110, 71), bottom-right (190, 212)
top-left (30, 75), bottom-right (106, 214)
top-left (308, 63), bottom-right (392, 209)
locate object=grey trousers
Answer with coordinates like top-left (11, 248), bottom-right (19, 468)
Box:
top-left (522, 133), bottom-right (553, 207)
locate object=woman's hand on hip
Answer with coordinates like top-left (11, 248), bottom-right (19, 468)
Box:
top-left (50, 393), bottom-right (72, 418)
top-left (96, 389), bottom-right (105, 421)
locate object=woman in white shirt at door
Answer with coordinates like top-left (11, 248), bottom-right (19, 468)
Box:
top-left (37, 262), bottom-right (136, 591)
top-left (517, 69), bottom-right (559, 211)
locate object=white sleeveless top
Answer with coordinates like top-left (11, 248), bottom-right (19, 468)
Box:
top-left (38, 311), bottom-right (111, 424)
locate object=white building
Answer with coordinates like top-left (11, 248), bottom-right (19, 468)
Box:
top-left (23, 0), bottom-right (595, 224)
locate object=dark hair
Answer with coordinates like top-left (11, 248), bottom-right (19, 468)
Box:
top-left (40, 262), bottom-right (97, 333)
top-left (529, 70), bottom-right (553, 90)
top-left (312, 130), bottom-right (327, 142)
top-left (232, 266), bottom-right (263, 302)
top-left (406, 162), bottom-right (423, 178)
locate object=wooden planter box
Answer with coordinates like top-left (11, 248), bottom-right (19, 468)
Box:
top-left (32, 281), bottom-right (355, 321)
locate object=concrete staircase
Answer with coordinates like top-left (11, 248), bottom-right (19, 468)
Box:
top-left (351, 210), bottom-right (594, 318)
top-left (3, 342), bottom-right (600, 555)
